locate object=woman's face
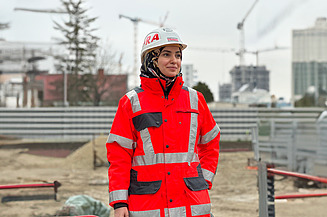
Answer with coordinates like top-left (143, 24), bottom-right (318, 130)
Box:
top-left (157, 45), bottom-right (182, 77)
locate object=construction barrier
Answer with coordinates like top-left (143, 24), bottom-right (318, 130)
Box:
top-left (257, 161), bottom-right (327, 217)
top-left (0, 181), bottom-right (61, 201)
top-left (267, 168), bottom-right (327, 184)
top-left (253, 109), bottom-right (327, 177)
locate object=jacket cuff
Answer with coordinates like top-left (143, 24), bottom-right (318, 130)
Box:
top-left (109, 190), bottom-right (128, 207)
top-left (114, 202), bottom-right (128, 209)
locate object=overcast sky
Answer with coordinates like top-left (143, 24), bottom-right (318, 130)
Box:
top-left (1, 0), bottom-right (327, 101)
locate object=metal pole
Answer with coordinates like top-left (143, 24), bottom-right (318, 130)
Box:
top-left (133, 21), bottom-right (138, 88)
top-left (258, 161), bottom-right (269, 217)
top-left (252, 126), bottom-right (260, 161)
top-left (64, 69), bottom-right (67, 106)
top-left (93, 134), bottom-right (96, 170)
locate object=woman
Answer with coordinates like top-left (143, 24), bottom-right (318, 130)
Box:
top-left (106, 27), bottom-right (220, 217)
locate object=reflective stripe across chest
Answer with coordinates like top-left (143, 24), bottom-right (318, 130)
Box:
top-left (127, 87), bottom-right (199, 166)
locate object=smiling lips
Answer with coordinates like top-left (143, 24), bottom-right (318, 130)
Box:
top-left (167, 66), bottom-right (177, 70)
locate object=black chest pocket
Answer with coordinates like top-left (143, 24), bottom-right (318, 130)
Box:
top-left (132, 112), bottom-right (162, 131)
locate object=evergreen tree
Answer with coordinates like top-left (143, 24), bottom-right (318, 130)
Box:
top-left (54, 0), bottom-right (99, 106)
top-left (192, 82), bottom-right (214, 103)
top-left (295, 94), bottom-right (315, 107)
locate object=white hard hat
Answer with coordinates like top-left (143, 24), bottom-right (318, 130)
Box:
top-left (141, 27), bottom-right (187, 62)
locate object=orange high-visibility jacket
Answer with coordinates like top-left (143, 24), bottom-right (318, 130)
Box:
top-left (106, 76), bottom-right (220, 217)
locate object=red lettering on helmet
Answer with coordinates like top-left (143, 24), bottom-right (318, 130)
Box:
top-left (144, 33), bottom-right (160, 46)
top-left (144, 36), bottom-right (151, 45)
top-left (151, 33), bottom-right (159, 43)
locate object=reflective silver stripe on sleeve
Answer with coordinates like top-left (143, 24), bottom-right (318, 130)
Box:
top-left (107, 133), bottom-right (135, 149)
top-left (164, 206), bottom-right (187, 217)
top-left (109, 190), bottom-right (128, 204)
top-left (126, 89), bottom-right (141, 113)
top-left (199, 124), bottom-right (220, 144)
top-left (191, 203), bottom-right (211, 216)
top-left (130, 209), bottom-right (161, 217)
top-left (202, 168), bottom-right (215, 183)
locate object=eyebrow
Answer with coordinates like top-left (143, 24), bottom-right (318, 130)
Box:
top-left (161, 50), bottom-right (181, 53)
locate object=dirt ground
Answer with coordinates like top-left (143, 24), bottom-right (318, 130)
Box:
top-left (0, 137), bottom-right (327, 217)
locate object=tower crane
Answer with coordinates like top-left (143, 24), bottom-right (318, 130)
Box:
top-left (119, 13), bottom-right (168, 88)
top-left (237, 0), bottom-right (259, 66)
top-left (188, 46), bottom-right (236, 83)
top-left (245, 46), bottom-right (289, 66)
top-left (189, 47), bottom-right (235, 53)
top-left (14, 7), bottom-right (67, 14)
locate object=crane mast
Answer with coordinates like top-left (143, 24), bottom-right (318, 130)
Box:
top-left (119, 14), bottom-right (166, 88)
top-left (237, 0), bottom-right (259, 66)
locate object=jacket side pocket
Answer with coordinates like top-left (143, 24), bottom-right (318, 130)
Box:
top-left (129, 169), bottom-right (162, 195)
top-left (184, 177), bottom-right (209, 191)
top-left (184, 164), bottom-right (209, 191)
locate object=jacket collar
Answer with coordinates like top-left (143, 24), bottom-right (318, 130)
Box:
top-left (140, 76), bottom-right (184, 99)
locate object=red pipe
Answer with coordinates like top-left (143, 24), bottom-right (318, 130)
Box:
top-left (72, 216), bottom-right (99, 217)
top-left (267, 168), bottom-right (327, 184)
top-left (275, 192), bottom-right (327, 200)
top-left (0, 183), bottom-right (55, 189)
top-left (0, 181), bottom-right (61, 201)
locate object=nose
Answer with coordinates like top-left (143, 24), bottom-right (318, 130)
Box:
top-left (170, 55), bottom-right (178, 63)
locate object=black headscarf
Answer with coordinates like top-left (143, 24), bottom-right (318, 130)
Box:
top-left (140, 46), bottom-right (182, 95)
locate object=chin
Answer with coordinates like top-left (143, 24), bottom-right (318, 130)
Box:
top-left (165, 72), bottom-right (178, 77)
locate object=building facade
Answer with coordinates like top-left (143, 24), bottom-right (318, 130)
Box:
top-left (0, 40), bottom-right (59, 107)
top-left (181, 64), bottom-right (198, 88)
top-left (34, 71), bottom-right (127, 107)
top-left (292, 17), bottom-right (327, 102)
top-left (219, 83), bottom-right (232, 102)
top-left (0, 40), bottom-right (127, 107)
top-left (229, 65), bottom-right (270, 93)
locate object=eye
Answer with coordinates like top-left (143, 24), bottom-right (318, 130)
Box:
top-left (176, 53), bottom-right (182, 59)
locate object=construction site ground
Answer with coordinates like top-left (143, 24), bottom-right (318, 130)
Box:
top-left (0, 137), bottom-right (326, 217)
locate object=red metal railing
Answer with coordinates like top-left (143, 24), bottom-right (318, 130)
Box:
top-left (266, 168), bottom-right (327, 200)
top-left (0, 181), bottom-right (61, 200)
top-left (275, 192), bottom-right (327, 199)
top-left (267, 168), bottom-right (327, 184)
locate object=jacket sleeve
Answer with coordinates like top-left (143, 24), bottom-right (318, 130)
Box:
top-left (106, 96), bottom-right (135, 207)
top-left (197, 93), bottom-right (220, 190)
